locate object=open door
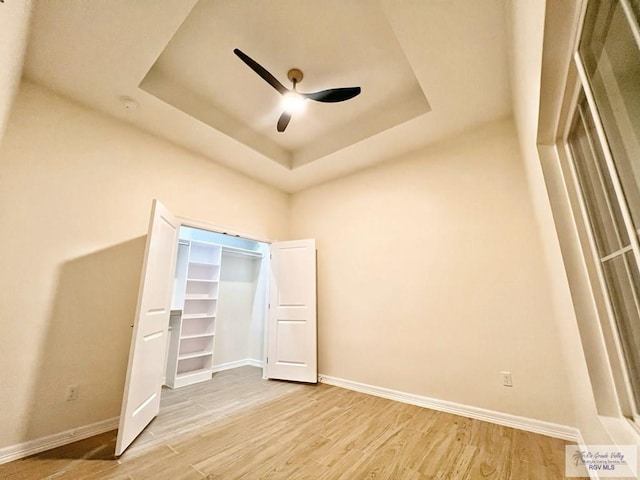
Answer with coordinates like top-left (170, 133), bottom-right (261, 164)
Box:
top-left (115, 200), bottom-right (179, 456)
top-left (266, 239), bottom-right (317, 383)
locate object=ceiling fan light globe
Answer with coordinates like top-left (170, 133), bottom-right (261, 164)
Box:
top-left (282, 92), bottom-right (306, 114)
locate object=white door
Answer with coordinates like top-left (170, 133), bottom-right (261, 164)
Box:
top-left (266, 239), bottom-right (317, 383)
top-left (115, 200), bottom-right (179, 456)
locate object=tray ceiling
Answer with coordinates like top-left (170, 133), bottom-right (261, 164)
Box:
top-left (23, 0), bottom-right (511, 192)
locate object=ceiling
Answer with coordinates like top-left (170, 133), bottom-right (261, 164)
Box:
top-left (23, 0), bottom-right (512, 193)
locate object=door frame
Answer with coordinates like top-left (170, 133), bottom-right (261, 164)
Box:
top-left (177, 216), bottom-right (274, 245)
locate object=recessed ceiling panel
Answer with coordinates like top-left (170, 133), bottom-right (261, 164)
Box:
top-left (140, 0), bottom-right (430, 170)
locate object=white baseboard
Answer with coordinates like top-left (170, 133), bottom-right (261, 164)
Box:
top-left (212, 358), bottom-right (264, 373)
top-left (0, 362), bottom-right (265, 464)
top-left (0, 416), bottom-right (118, 465)
top-left (318, 374), bottom-right (581, 442)
top-left (0, 370), bottom-right (578, 466)
top-left (575, 433), bottom-right (600, 480)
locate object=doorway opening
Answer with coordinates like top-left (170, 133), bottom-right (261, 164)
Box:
top-left (164, 225), bottom-right (271, 389)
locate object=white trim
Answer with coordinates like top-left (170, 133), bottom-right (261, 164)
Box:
top-left (576, 432), bottom-right (601, 480)
top-left (563, 105), bottom-right (631, 418)
top-left (600, 245), bottom-right (633, 263)
top-left (620, 0), bottom-right (640, 53)
top-left (0, 360), bottom-right (264, 465)
top-left (574, 52), bottom-right (640, 272)
top-left (318, 374), bottom-right (580, 442)
top-left (176, 215), bottom-right (275, 244)
top-left (0, 376), bottom-right (580, 466)
top-left (211, 358), bottom-right (263, 373)
top-left (0, 416), bottom-right (119, 465)
top-left (575, 434), bottom-right (600, 480)
top-left (575, 49), bottom-right (640, 421)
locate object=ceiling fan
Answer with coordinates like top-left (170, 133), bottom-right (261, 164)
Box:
top-left (233, 48), bottom-right (361, 132)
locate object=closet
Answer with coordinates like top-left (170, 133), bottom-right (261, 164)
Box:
top-left (117, 199), bottom-right (317, 456)
top-left (164, 226), bottom-right (269, 389)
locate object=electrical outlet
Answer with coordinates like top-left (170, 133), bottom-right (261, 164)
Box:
top-left (65, 384), bottom-right (79, 401)
top-left (501, 371), bottom-right (513, 387)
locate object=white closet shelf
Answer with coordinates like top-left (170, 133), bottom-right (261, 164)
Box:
top-left (180, 332), bottom-right (214, 340)
top-left (178, 351), bottom-right (213, 361)
top-left (189, 240), bottom-right (217, 247)
top-left (182, 313), bottom-right (216, 320)
top-left (166, 238), bottom-right (221, 390)
top-left (188, 260), bottom-right (220, 267)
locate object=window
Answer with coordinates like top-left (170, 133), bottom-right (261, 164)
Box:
top-left (579, 0), bottom-right (640, 228)
top-left (568, 93), bottom-right (640, 416)
top-left (567, 0), bottom-right (640, 423)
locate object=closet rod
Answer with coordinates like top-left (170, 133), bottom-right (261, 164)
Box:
top-left (221, 245), bottom-right (263, 258)
top-left (177, 239), bottom-right (263, 258)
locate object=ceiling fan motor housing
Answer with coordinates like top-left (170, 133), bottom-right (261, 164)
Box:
top-left (287, 68), bottom-right (303, 85)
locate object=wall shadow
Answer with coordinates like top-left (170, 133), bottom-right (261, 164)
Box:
top-left (25, 237), bottom-right (146, 458)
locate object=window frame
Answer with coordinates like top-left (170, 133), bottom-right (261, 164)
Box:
top-left (562, 0), bottom-right (640, 429)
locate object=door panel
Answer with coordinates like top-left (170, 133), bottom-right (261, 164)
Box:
top-left (266, 239), bottom-right (317, 383)
top-left (115, 200), bottom-right (179, 456)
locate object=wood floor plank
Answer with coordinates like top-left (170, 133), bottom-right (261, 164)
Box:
top-left (0, 367), bottom-right (587, 479)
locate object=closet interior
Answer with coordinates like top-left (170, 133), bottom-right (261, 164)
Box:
top-left (164, 226), bottom-right (269, 388)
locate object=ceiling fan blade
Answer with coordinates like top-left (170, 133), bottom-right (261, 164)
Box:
top-left (303, 87), bottom-right (361, 103)
top-left (277, 112), bottom-right (292, 132)
top-left (233, 48), bottom-right (288, 95)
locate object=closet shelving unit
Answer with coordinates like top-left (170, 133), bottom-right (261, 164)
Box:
top-left (166, 240), bottom-right (221, 388)
top-left (166, 239), bottom-right (264, 389)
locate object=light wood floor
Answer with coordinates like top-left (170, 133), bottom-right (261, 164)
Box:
top-left (1, 367), bottom-right (584, 479)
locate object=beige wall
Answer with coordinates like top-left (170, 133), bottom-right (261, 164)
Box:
top-left (0, 0), bottom-right (31, 144)
top-left (290, 118), bottom-right (575, 425)
top-left (0, 82), bottom-right (289, 448)
top-left (215, 253), bottom-right (263, 366)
